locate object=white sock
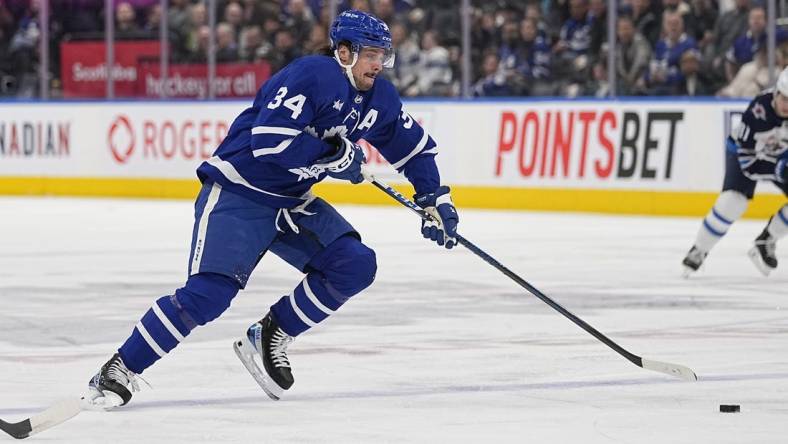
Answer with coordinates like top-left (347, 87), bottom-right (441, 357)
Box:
top-left (694, 190), bottom-right (748, 252)
top-left (766, 204), bottom-right (788, 240)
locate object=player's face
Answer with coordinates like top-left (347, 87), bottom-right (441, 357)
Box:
top-left (351, 47), bottom-right (384, 91)
top-left (775, 92), bottom-right (788, 118)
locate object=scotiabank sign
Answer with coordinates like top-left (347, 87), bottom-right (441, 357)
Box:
top-left (107, 114), bottom-right (229, 164)
top-left (61, 41), bottom-right (161, 97)
top-left (495, 109), bottom-right (684, 184)
top-left (61, 41), bottom-right (270, 98)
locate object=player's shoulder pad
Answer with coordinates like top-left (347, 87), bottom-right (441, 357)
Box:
top-left (751, 90), bottom-right (774, 108)
top-left (285, 55), bottom-right (344, 84)
top-left (369, 76), bottom-right (402, 119)
top-left (372, 75), bottom-right (398, 98)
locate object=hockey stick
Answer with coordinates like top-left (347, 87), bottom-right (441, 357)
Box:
top-left (362, 169), bottom-right (697, 381)
top-left (0, 397), bottom-right (85, 439)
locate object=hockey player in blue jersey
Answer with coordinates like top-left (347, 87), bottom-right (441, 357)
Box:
top-left (86, 9), bottom-right (459, 408)
top-left (682, 67), bottom-right (788, 277)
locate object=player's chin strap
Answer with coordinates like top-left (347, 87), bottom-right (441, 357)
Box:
top-left (334, 49), bottom-right (360, 90)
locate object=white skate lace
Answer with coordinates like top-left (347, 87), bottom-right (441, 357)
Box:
top-left (269, 329), bottom-right (294, 369)
top-left (107, 357), bottom-right (145, 393)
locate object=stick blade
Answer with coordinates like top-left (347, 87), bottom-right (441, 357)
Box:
top-left (641, 358), bottom-right (698, 381)
top-left (0, 418), bottom-right (32, 439)
top-left (0, 398), bottom-right (83, 439)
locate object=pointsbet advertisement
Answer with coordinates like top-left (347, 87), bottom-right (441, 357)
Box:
top-left (1, 99), bottom-right (781, 214)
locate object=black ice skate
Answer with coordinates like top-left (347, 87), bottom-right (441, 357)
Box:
top-left (233, 312), bottom-right (294, 400)
top-left (681, 245), bottom-right (707, 277)
top-left (748, 228), bottom-right (777, 276)
top-left (87, 353), bottom-right (139, 409)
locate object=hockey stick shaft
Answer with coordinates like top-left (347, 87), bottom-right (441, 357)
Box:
top-left (362, 170), bottom-right (697, 381)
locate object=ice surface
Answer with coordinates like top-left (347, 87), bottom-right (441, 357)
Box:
top-left (1, 196), bottom-right (787, 443)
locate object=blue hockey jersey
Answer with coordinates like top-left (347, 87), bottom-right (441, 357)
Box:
top-left (197, 55), bottom-right (441, 208)
top-left (727, 90), bottom-right (788, 181)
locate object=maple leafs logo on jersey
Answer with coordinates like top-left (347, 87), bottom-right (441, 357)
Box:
top-left (304, 125), bottom-right (349, 140)
top-left (288, 165), bottom-right (325, 181)
top-left (333, 100), bottom-right (344, 111)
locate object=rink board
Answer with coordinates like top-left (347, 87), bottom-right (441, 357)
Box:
top-left (0, 98), bottom-right (783, 217)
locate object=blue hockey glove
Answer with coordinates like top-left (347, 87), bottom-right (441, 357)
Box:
top-left (315, 136), bottom-right (366, 184)
top-left (414, 186), bottom-right (459, 249)
top-left (776, 158), bottom-right (788, 183)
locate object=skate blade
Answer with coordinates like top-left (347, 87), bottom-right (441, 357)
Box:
top-left (681, 265), bottom-right (695, 279)
top-left (233, 336), bottom-right (284, 401)
top-left (82, 388), bottom-right (125, 411)
top-left (747, 247), bottom-right (773, 277)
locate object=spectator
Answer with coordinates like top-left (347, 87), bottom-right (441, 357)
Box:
top-left (553, 0), bottom-right (594, 84)
top-left (115, 1), bottom-right (143, 36)
top-left (472, 52), bottom-right (511, 97)
top-left (705, 0), bottom-right (750, 86)
top-left (719, 42), bottom-right (788, 97)
top-left (302, 23), bottom-right (327, 54)
top-left (239, 0), bottom-right (266, 28)
top-left (0, 27), bottom-right (15, 95)
top-left (265, 28), bottom-right (300, 72)
top-left (184, 3), bottom-right (208, 59)
top-left (629, 0), bottom-right (661, 47)
top-left (284, 0), bottom-right (315, 44)
top-left (688, 0), bottom-right (718, 44)
top-left (406, 30), bottom-right (452, 96)
top-left (143, 3), bottom-right (161, 34)
top-left (674, 49), bottom-right (715, 95)
top-left (189, 24), bottom-right (210, 62)
top-left (167, 0), bottom-right (192, 61)
top-left (725, 6), bottom-right (766, 80)
top-left (579, 55), bottom-right (611, 97)
top-left (52, 0), bottom-right (104, 34)
top-left (375, 0), bottom-right (404, 25)
top-left (348, 0), bottom-right (371, 12)
top-left (238, 24), bottom-right (265, 62)
top-left (215, 21), bottom-right (239, 62)
top-left (500, 17), bottom-right (553, 95)
top-left (470, 9), bottom-right (498, 68)
top-left (554, 0), bottom-right (593, 58)
top-left (588, 0), bottom-right (608, 61)
top-left (223, 1), bottom-right (243, 38)
top-left (616, 15), bottom-right (652, 95)
top-left (661, 0), bottom-right (699, 41)
top-left (384, 21), bottom-right (419, 94)
top-left (261, 15), bottom-right (282, 42)
top-left (643, 10), bottom-right (698, 94)
top-left (6, 1), bottom-right (39, 96)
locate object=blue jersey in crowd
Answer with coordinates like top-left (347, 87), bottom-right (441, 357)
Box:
top-left (197, 55), bottom-right (441, 209)
top-left (649, 34), bottom-right (698, 86)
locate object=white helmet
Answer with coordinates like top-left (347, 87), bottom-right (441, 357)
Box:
top-left (778, 66), bottom-right (788, 96)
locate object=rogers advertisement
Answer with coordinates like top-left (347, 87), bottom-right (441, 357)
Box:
top-left (60, 41), bottom-right (270, 98)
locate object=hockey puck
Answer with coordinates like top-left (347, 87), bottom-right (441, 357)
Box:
top-left (719, 404), bottom-right (740, 413)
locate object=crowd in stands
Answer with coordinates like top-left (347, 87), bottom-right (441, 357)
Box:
top-left (0, 0), bottom-right (785, 98)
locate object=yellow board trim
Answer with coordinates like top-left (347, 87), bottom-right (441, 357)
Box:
top-left (0, 177), bottom-right (784, 218)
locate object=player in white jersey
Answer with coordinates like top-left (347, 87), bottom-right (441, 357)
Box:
top-left (682, 67), bottom-right (788, 277)
top-left (85, 10), bottom-right (460, 408)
